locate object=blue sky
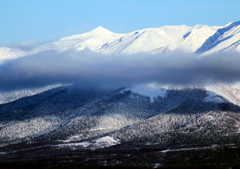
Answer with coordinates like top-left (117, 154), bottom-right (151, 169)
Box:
top-left (1, 0), bottom-right (239, 46)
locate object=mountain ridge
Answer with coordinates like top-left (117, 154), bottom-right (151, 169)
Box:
top-left (1, 21), bottom-right (240, 61)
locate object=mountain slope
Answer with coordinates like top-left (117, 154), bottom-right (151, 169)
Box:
top-left (98, 25), bottom-right (191, 54)
top-left (0, 83), bottom-right (240, 168)
top-left (181, 24), bottom-right (221, 52)
top-left (197, 21), bottom-right (240, 55)
top-left (0, 83), bottom-right (240, 142)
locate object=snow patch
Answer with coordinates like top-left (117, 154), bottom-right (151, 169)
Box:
top-left (90, 136), bottom-right (121, 149)
top-left (96, 136), bottom-right (119, 144)
top-left (203, 91), bottom-right (225, 103)
top-left (154, 163), bottom-right (161, 168)
top-left (63, 134), bottom-right (84, 143)
top-left (59, 136), bottom-right (120, 150)
top-left (160, 144), bottom-right (235, 153)
top-left (122, 83), bottom-right (168, 102)
top-left (57, 141), bottom-right (90, 148)
top-left (0, 143), bottom-right (8, 148)
top-left (208, 115), bottom-right (217, 120)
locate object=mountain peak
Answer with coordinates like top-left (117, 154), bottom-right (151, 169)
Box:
top-left (89, 26), bottom-right (113, 35)
top-left (59, 26), bottom-right (115, 42)
top-left (94, 26), bottom-right (106, 30)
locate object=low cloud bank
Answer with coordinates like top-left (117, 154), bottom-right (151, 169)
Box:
top-left (0, 49), bottom-right (240, 91)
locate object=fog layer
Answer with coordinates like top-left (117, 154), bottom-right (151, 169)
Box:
top-left (0, 49), bottom-right (240, 91)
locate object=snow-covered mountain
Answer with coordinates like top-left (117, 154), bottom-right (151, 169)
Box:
top-left (1, 21), bottom-right (240, 168)
top-left (1, 21), bottom-right (240, 62)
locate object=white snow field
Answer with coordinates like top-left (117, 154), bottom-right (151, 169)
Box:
top-left (122, 83), bottom-right (168, 102)
top-left (58, 136), bottom-right (120, 150)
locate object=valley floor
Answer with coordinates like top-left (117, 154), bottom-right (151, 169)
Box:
top-left (1, 141), bottom-right (240, 169)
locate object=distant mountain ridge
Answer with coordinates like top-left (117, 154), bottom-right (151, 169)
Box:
top-left (1, 21), bottom-right (240, 61)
